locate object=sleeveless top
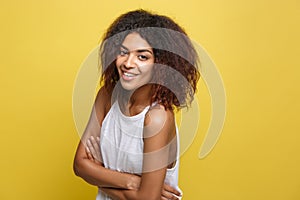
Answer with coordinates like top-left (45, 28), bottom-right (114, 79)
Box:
top-left (96, 101), bottom-right (182, 200)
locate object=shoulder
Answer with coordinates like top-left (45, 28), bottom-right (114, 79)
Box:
top-left (94, 87), bottom-right (112, 124)
top-left (145, 104), bottom-right (174, 125)
top-left (144, 104), bottom-right (175, 138)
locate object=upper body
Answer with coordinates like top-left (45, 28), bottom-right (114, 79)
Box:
top-left (96, 90), bottom-right (181, 200)
top-left (75, 85), bottom-right (181, 200)
top-left (73, 9), bottom-right (200, 200)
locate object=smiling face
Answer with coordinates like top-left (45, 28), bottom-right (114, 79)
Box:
top-left (115, 32), bottom-right (155, 91)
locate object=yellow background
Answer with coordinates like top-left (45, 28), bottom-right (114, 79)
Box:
top-left (1, 0), bottom-right (300, 199)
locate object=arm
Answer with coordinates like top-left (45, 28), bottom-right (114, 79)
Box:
top-left (86, 133), bottom-right (181, 200)
top-left (100, 106), bottom-right (180, 200)
top-left (73, 88), bottom-right (140, 189)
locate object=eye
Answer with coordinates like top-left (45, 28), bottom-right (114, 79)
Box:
top-left (138, 54), bottom-right (149, 61)
top-left (119, 49), bottom-right (128, 56)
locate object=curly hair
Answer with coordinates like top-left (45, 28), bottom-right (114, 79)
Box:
top-left (99, 9), bottom-right (200, 110)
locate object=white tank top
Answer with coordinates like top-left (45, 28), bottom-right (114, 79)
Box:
top-left (96, 101), bottom-right (181, 200)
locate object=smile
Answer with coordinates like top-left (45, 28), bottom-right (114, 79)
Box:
top-left (121, 71), bottom-right (138, 81)
top-left (124, 72), bottom-right (136, 77)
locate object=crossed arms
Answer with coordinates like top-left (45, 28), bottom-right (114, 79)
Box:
top-left (73, 88), bottom-right (181, 200)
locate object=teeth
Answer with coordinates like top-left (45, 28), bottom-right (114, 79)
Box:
top-left (124, 72), bottom-right (135, 77)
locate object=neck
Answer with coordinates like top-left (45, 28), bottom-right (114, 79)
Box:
top-left (119, 84), bottom-right (153, 108)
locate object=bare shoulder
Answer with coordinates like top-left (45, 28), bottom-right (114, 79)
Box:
top-left (144, 104), bottom-right (175, 138)
top-left (145, 104), bottom-right (174, 124)
top-left (94, 87), bottom-right (112, 125)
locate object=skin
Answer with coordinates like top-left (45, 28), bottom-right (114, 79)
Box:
top-left (116, 32), bottom-right (155, 92)
top-left (73, 32), bottom-right (182, 200)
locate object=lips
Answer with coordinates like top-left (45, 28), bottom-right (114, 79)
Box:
top-left (121, 70), bottom-right (138, 81)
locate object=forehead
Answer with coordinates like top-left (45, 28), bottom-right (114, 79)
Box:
top-left (121, 32), bottom-right (152, 51)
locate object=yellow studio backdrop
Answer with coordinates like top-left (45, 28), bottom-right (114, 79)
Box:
top-left (0, 0), bottom-right (299, 199)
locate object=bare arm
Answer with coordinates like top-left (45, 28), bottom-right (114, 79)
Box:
top-left (73, 88), bottom-right (140, 189)
top-left (100, 106), bottom-right (181, 200)
top-left (86, 131), bottom-right (181, 200)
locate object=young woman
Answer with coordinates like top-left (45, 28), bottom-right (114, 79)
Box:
top-left (73, 9), bottom-right (200, 200)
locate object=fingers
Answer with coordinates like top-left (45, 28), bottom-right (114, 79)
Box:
top-left (86, 147), bottom-right (94, 160)
top-left (90, 136), bottom-right (100, 156)
top-left (161, 190), bottom-right (179, 200)
top-left (86, 137), bottom-right (97, 159)
top-left (86, 136), bottom-right (101, 163)
top-left (163, 184), bottom-right (182, 197)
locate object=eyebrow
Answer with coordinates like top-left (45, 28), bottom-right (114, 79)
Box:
top-left (120, 45), bottom-right (153, 55)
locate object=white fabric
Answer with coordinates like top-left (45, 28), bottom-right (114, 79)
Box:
top-left (96, 101), bottom-right (181, 200)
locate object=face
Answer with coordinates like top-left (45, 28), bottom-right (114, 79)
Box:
top-left (115, 32), bottom-right (155, 91)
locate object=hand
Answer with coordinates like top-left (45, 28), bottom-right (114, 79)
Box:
top-left (86, 136), bottom-right (101, 165)
top-left (161, 184), bottom-right (182, 200)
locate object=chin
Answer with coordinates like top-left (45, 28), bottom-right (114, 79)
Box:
top-left (120, 80), bottom-right (139, 91)
top-left (120, 80), bottom-right (150, 92)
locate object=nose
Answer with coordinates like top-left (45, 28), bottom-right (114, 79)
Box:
top-left (123, 53), bottom-right (136, 69)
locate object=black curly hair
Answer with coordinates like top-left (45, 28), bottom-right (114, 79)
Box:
top-left (99, 9), bottom-right (200, 110)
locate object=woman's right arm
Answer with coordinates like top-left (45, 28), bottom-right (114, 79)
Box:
top-left (73, 88), bottom-right (140, 189)
top-left (74, 141), bottom-right (140, 189)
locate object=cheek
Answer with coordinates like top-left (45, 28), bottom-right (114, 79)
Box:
top-left (115, 57), bottom-right (122, 68)
top-left (149, 67), bottom-right (154, 77)
top-left (141, 65), bottom-right (154, 79)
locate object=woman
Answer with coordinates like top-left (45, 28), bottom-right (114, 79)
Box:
top-left (73, 9), bottom-right (200, 200)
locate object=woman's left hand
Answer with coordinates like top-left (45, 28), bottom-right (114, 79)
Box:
top-left (86, 136), bottom-right (101, 164)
